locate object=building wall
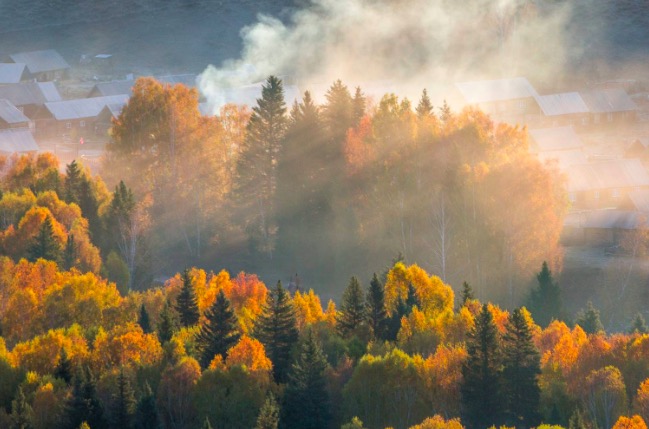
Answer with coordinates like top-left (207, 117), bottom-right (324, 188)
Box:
top-left (571, 187), bottom-right (647, 210)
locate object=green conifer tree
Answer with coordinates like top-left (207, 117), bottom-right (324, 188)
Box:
top-left (630, 312), bottom-right (649, 334)
top-left (196, 290), bottom-right (241, 369)
top-left (55, 347), bottom-right (73, 384)
top-left (64, 160), bottom-right (82, 204)
top-left (27, 216), bottom-right (62, 264)
top-left (352, 86), bottom-right (366, 124)
top-left (254, 281), bottom-right (298, 383)
top-left (64, 234), bottom-right (76, 270)
top-left (282, 330), bottom-right (331, 429)
top-left (576, 301), bottom-right (605, 335)
top-left (10, 386), bottom-right (33, 429)
top-left (502, 308), bottom-right (541, 427)
top-left (110, 368), bottom-right (136, 429)
top-left (416, 89), bottom-right (434, 118)
top-left (175, 269), bottom-right (200, 327)
top-left (135, 382), bottom-right (159, 429)
top-left (336, 277), bottom-right (366, 338)
top-left (157, 301), bottom-right (178, 344)
top-left (366, 273), bottom-right (387, 340)
top-left (138, 304), bottom-right (152, 334)
top-left (65, 367), bottom-right (106, 429)
top-left (255, 393), bottom-right (279, 429)
top-left (526, 262), bottom-right (562, 327)
top-left (460, 281), bottom-right (475, 306)
top-left (461, 304), bottom-right (505, 429)
top-left (77, 177), bottom-right (101, 245)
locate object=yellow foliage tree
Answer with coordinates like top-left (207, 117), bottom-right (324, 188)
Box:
top-left (612, 415), bottom-right (648, 429)
top-left (408, 415), bottom-right (465, 429)
top-left (92, 322), bottom-right (163, 370)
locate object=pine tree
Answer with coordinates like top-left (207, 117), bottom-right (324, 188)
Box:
top-left (135, 382), bottom-right (159, 429)
top-left (27, 216), bottom-right (62, 263)
top-left (405, 282), bottom-right (420, 310)
top-left (64, 234), bottom-right (76, 270)
top-left (157, 301), bottom-right (178, 344)
top-left (461, 281), bottom-right (475, 306)
top-left (65, 367), bottom-right (106, 429)
top-left (569, 409), bottom-right (588, 429)
top-left (416, 88), bottom-right (434, 118)
top-left (630, 312), bottom-right (649, 334)
top-left (196, 290), bottom-right (241, 369)
top-left (110, 368), bottom-right (136, 429)
top-left (282, 330), bottom-right (331, 429)
top-left (55, 347), bottom-right (73, 384)
top-left (10, 386), bottom-right (33, 429)
top-left (235, 75), bottom-right (287, 257)
top-left (255, 393), bottom-right (279, 429)
top-left (576, 301), bottom-right (604, 335)
top-left (526, 261), bottom-right (562, 327)
top-left (352, 86), bottom-right (366, 124)
top-left (336, 277), bottom-right (366, 338)
top-left (65, 160), bottom-right (82, 204)
top-left (254, 281), bottom-right (299, 383)
top-left (385, 295), bottom-right (410, 342)
top-left (439, 100), bottom-right (452, 123)
top-left (461, 304), bottom-right (505, 429)
top-left (77, 177), bottom-right (101, 245)
top-left (138, 304), bottom-right (152, 334)
top-left (175, 269), bottom-right (200, 327)
top-left (502, 308), bottom-right (541, 427)
top-left (366, 273), bottom-right (387, 341)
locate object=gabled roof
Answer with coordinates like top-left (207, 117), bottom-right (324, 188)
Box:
top-left (566, 159), bottom-right (649, 192)
top-left (0, 63), bottom-right (29, 84)
top-left (99, 101), bottom-right (127, 120)
top-left (629, 190), bottom-right (649, 212)
top-left (44, 95), bottom-right (129, 120)
top-left (535, 92), bottom-right (589, 116)
top-left (580, 88), bottom-right (637, 113)
top-left (9, 50), bottom-right (70, 74)
top-left (0, 99), bottom-right (30, 124)
top-left (529, 126), bottom-right (584, 152)
top-left (0, 82), bottom-right (61, 106)
top-left (0, 128), bottom-right (38, 153)
top-left (455, 77), bottom-right (539, 104)
top-left (88, 80), bottom-right (135, 97)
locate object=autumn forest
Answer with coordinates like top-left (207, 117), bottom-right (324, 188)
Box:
top-left (0, 76), bottom-right (645, 429)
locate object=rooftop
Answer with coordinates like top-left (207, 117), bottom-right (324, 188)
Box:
top-left (529, 126), bottom-right (584, 152)
top-left (0, 63), bottom-right (28, 84)
top-left (45, 95), bottom-right (129, 120)
top-left (0, 128), bottom-right (39, 153)
top-left (0, 82), bottom-right (61, 106)
top-left (535, 92), bottom-right (589, 116)
top-left (580, 88), bottom-right (637, 113)
top-left (9, 49), bottom-right (70, 74)
top-left (0, 99), bottom-right (30, 124)
top-left (566, 159), bottom-right (649, 192)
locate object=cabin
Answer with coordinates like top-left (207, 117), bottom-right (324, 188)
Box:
top-left (529, 126), bottom-right (587, 169)
top-left (566, 159), bottom-right (649, 210)
top-left (0, 63), bottom-right (31, 85)
top-left (563, 209), bottom-right (643, 246)
top-left (8, 50), bottom-right (70, 81)
top-left (454, 77), bottom-right (541, 124)
top-left (0, 82), bottom-right (62, 118)
top-left (87, 80), bottom-right (135, 98)
top-left (535, 92), bottom-right (590, 127)
top-left (0, 99), bottom-right (32, 129)
top-left (95, 102), bottom-right (127, 135)
top-left (579, 88), bottom-right (637, 126)
top-left (34, 95), bottom-right (129, 140)
top-left (0, 128), bottom-right (39, 155)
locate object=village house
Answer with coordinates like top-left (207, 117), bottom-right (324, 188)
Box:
top-left (0, 81), bottom-right (62, 118)
top-left (33, 95), bottom-right (129, 141)
top-left (529, 126), bottom-right (588, 169)
top-left (0, 128), bottom-right (39, 155)
top-left (7, 49), bottom-right (70, 82)
top-left (534, 92), bottom-right (590, 128)
top-left (0, 63), bottom-right (31, 85)
top-left (579, 88), bottom-right (637, 126)
top-left (0, 99), bottom-right (32, 130)
top-left (87, 79), bottom-right (135, 98)
top-left (454, 77), bottom-right (541, 125)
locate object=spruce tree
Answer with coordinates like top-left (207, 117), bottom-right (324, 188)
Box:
top-left (10, 386), bottom-right (33, 429)
top-left (156, 301), bottom-right (178, 344)
top-left (64, 234), bottom-right (76, 270)
top-left (502, 308), bottom-right (541, 428)
top-left (27, 216), bottom-right (62, 263)
top-left (110, 368), bottom-right (136, 429)
top-left (55, 347), bottom-right (73, 384)
top-left (175, 269), bottom-right (200, 327)
top-left (526, 261), bottom-right (562, 327)
top-left (138, 304), bottom-right (152, 334)
top-left (336, 277), bottom-right (366, 338)
top-left (352, 86), bottom-right (366, 124)
top-left (629, 312), bottom-right (649, 334)
top-left (416, 88), bottom-right (434, 118)
top-left (461, 304), bottom-right (505, 429)
top-left (282, 330), bottom-right (331, 429)
top-left (77, 177), bottom-right (101, 245)
top-left (254, 281), bottom-right (299, 383)
top-left (255, 393), bottom-right (279, 429)
top-left (196, 290), bottom-right (241, 369)
top-left (366, 273), bottom-right (387, 341)
top-left (576, 301), bottom-right (604, 335)
top-left (439, 100), bottom-right (452, 123)
top-left (460, 281), bottom-right (475, 306)
top-left (65, 367), bottom-right (106, 429)
top-left (64, 160), bottom-right (82, 204)
top-left (385, 295), bottom-right (410, 342)
top-left (135, 382), bottom-right (159, 429)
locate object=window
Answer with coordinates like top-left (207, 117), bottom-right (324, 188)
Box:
top-left (80, 120), bottom-right (85, 128)
top-left (594, 190), bottom-right (600, 200)
top-left (581, 116), bottom-right (589, 125)
top-left (612, 189), bottom-right (620, 199)
top-left (66, 122), bottom-right (71, 129)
